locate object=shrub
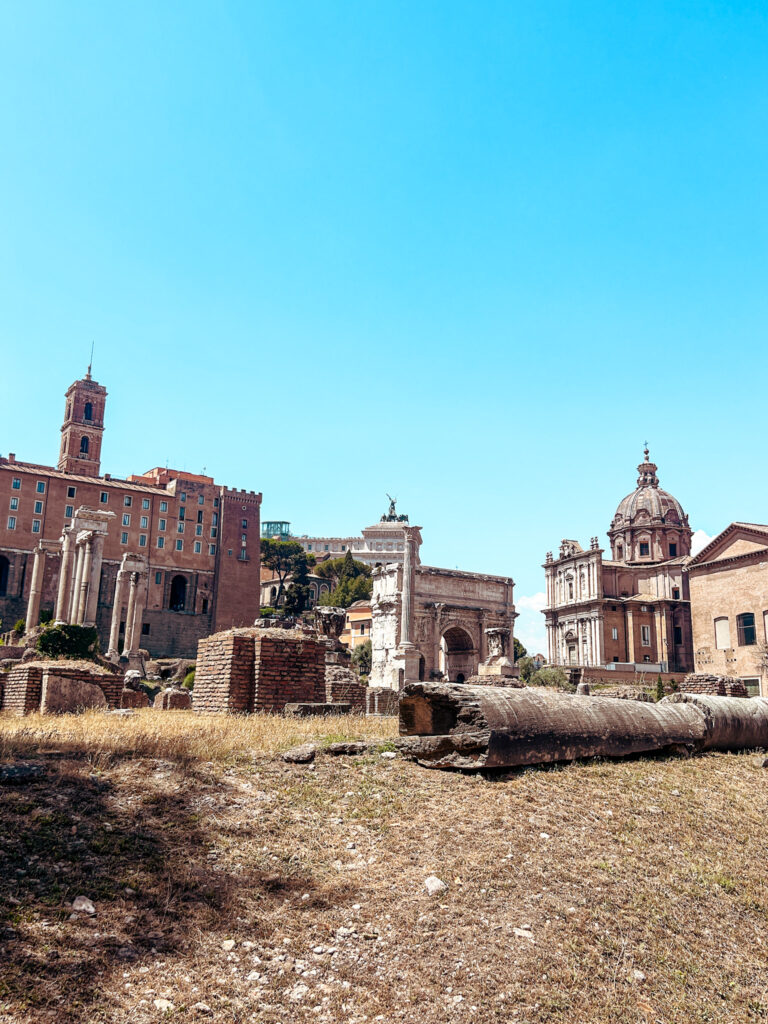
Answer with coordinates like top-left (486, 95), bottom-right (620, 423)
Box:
top-left (518, 656), bottom-right (535, 684)
top-left (655, 675), bottom-right (665, 702)
top-left (351, 640), bottom-right (372, 676)
top-left (259, 607), bottom-right (276, 618)
top-left (39, 608), bottom-right (54, 625)
top-left (182, 668), bottom-right (196, 690)
top-left (529, 666), bottom-right (574, 692)
top-left (36, 624), bottom-right (99, 660)
top-left (13, 619), bottom-right (25, 636)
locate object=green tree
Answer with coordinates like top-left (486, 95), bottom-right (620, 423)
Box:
top-left (528, 666), bottom-right (573, 691)
top-left (260, 539), bottom-right (315, 608)
top-left (283, 548), bottom-right (315, 615)
top-left (655, 675), bottom-right (665, 702)
top-left (513, 637), bottom-right (527, 662)
top-left (317, 551), bottom-right (372, 608)
top-left (518, 656), bottom-right (535, 684)
top-left (351, 639), bottom-right (372, 677)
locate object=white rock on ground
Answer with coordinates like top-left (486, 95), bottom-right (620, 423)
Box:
top-left (424, 875), bottom-right (448, 896)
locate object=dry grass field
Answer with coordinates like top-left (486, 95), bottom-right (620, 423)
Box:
top-left (1, 709), bottom-right (767, 1024)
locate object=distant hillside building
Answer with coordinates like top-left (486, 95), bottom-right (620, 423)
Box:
top-left (543, 450), bottom-right (694, 672)
top-left (289, 499), bottom-right (409, 568)
top-left (686, 523), bottom-right (768, 696)
top-left (0, 369), bottom-right (262, 657)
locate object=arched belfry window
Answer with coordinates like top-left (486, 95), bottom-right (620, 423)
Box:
top-left (84, 402), bottom-right (93, 421)
top-left (80, 436), bottom-right (90, 454)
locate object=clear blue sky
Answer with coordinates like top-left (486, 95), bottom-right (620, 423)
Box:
top-left (2, 2), bottom-right (766, 652)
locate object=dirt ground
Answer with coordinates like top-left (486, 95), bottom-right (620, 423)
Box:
top-left (0, 710), bottom-right (767, 1023)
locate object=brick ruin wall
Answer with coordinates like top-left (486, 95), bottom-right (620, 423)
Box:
top-left (194, 632), bottom-right (256, 713)
top-left (0, 663), bottom-right (121, 715)
top-left (325, 665), bottom-right (367, 712)
top-left (253, 634), bottom-right (326, 712)
top-left (681, 673), bottom-right (748, 698)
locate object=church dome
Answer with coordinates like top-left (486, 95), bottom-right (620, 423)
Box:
top-left (608, 448), bottom-right (691, 561)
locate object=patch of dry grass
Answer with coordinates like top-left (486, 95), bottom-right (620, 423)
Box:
top-left (1, 712), bottom-right (767, 1024)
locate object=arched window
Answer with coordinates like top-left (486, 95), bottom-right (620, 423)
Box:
top-left (84, 402), bottom-right (93, 421)
top-left (0, 555), bottom-right (9, 596)
top-left (617, 543), bottom-right (624, 560)
top-left (169, 575), bottom-right (187, 611)
top-left (80, 436), bottom-right (89, 454)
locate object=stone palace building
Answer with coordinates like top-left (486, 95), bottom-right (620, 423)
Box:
top-left (543, 449), bottom-right (694, 672)
top-left (0, 369), bottom-right (262, 657)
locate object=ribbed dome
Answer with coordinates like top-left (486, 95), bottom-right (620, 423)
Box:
top-left (610, 449), bottom-right (687, 528)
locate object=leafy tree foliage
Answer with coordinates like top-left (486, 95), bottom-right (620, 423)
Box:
top-left (351, 639), bottom-right (372, 676)
top-left (528, 666), bottom-right (573, 691)
top-left (513, 637), bottom-right (527, 662)
top-left (36, 624), bottom-right (99, 660)
top-left (260, 539), bottom-right (315, 608)
top-left (317, 550), bottom-right (372, 608)
top-left (517, 656), bottom-right (535, 684)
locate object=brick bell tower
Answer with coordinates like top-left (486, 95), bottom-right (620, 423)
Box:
top-left (58, 365), bottom-right (107, 477)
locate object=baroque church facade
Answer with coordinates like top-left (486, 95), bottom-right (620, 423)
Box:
top-left (543, 450), bottom-right (694, 672)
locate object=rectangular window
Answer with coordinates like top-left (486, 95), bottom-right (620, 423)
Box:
top-left (67, 486), bottom-right (76, 499)
top-left (124, 495), bottom-right (132, 507)
top-left (155, 571), bottom-right (162, 585)
top-left (672, 587), bottom-right (680, 600)
top-left (177, 522), bottom-right (184, 534)
top-left (212, 512), bottom-right (218, 527)
top-left (639, 542), bottom-right (650, 556)
top-left (34, 500), bottom-right (43, 514)
top-left (669, 543), bottom-right (677, 557)
top-left (122, 513), bottom-right (131, 527)
top-left (36, 481), bottom-right (45, 494)
top-left (195, 524), bottom-right (202, 536)
top-left (140, 516), bottom-right (148, 529)
top-left (202, 597), bottom-right (208, 613)
top-left (121, 532), bottom-right (128, 544)
top-left (242, 519), bottom-right (248, 529)
top-left (180, 491), bottom-right (187, 503)
top-left (213, 497), bottom-right (219, 507)
top-left (641, 625), bottom-right (651, 647)
top-left (198, 494), bottom-right (204, 505)
top-left (210, 527), bottom-right (217, 538)
top-left (100, 491), bottom-right (108, 504)
top-left (714, 617), bottom-right (731, 649)
top-left (139, 534), bottom-right (147, 547)
top-left (11, 478), bottom-right (20, 490)
top-left (341, 545), bottom-right (346, 551)
top-left (640, 604), bottom-right (649, 612)
top-left (157, 536), bottom-right (165, 549)
top-left (612, 627), bottom-right (618, 641)
top-left (32, 519), bottom-right (40, 533)
top-left (142, 498), bottom-right (150, 510)
top-left (197, 510), bottom-right (203, 524)
top-left (743, 678), bottom-right (761, 697)
top-left (176, 539), bottom-right (183, 551)
top-left (141, 623), bottom-right (150, 636)
top-left (159, 518), bottom-right (166, 531)
top-left (737, 613), bottom-right (757, 646)
top-left (7, 516), bottom-right (16, 529)
top-left (241, 534), bottom-right (247, 543)
top-left (65, 505), bottom-right (74, 518)
top-left (673, 625), bottom-right (683, 645)
top-left (179, 507), bottom-right (186, 521)
top-left (308, 544), bottom-right (312, 551)
top-left (160, 500), bottom-right (168, 512)
top-left (9, 497), bottom-right (18, 510)
top-left (194, 541), bottom-right (201, 553)
top-left (209, 544), bottom-right (216, 555)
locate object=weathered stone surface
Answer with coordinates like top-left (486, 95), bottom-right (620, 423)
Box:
top-left (123, 669), bottom-right (142, 691)
top-left (284, 702), bottom-right (351, 717)
top-left (680, 673), bottom-right (748, 698)
top-left (575, 682), bottom-right (591, 695)
top-left (154, 687), bottom-right (192, 710)
top-left (325, 741), bottom-right (370, 756)
top-left (663, 693), bottom-right (768, 750)
top-left (282, 744), bottom-right (316, 764)
top-left (120, 688), bottom-right (150, 709)
top-left (40, 673), bottom-right (108, 714)
top-left (0, 763), bottom-right (46, 784)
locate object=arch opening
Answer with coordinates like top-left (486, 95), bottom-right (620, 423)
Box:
top-left (169, 575), bottom-right (187, 612)
top-left (0, 556), bottom-right (9, 597)
top-left (439, 625), bottom-right (477, 682)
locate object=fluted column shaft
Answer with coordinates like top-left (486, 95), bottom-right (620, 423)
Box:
top-left (83, 533), bottom-right (105, 627)
top-left (75, 536), bottom-right (93, 625)
top-left (55, 531), bottom-right (74, 623)
top-left (107, 569), bottom-right (128, 658)
top-left (69, 542), bottom-right (85, 625)
top-left (25, 546), bottom-right (46, 634)
top-left (122, 573), bottom-right (138, 655)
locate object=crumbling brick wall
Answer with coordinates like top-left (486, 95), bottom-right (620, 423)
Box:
top-left (681, 673), bottom-right (748, 698)
top-left (253, 634), bottom-right (326, 712)
top-left (2, 665), bottom-right (43, 715)
top-left (194, 627), bottom-right (327, 714)
top-left (194, 631), bottom-right (256, 712)
top-left (325, 667), bottom-right (367, 712)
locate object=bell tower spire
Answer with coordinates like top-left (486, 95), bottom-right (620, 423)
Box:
top-left (58, 369), bottom-right (107, 477)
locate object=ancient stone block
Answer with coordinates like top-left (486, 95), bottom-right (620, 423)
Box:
top-left (40, 673), bottom-right (108, 714)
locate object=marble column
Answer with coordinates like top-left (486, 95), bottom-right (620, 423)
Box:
top-left (83, 533), bottom-right (105, 627)
top-left (400, 530), bottom-right (414, 645)
top-left (626, 607), bottom-right (635, 664)
top-left (122, 572), bottom-right (138, 655)
top-left (55, 530), bottom-right (74, 624)
top-left (25, 545), bottom-right (46, 634)
top-left (75, 535), bottom-right (93, 626)
top-left (107, 569), bottom-right (128, 659)
top-left (128, 574), bottom-right (147, 654)
top-left (69, 541), bottom-right (85, 625)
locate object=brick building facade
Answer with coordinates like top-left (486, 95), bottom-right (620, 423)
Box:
top-left (0, 370), bottom-right (262, 657)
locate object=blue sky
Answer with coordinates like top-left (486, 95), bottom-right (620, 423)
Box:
top-left (1, 2), bottom-right (767, 653)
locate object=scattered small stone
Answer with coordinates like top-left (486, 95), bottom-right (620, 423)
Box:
top-left (424, 875), bottom-right (448, 897)
top-left (221, 939), bottom-right (236, 951)
top-left (289, 982), bottom-right (309, 1002)
top-left (117, 946), bottom-right (138, 960)
top-left (380, 750), bottom-right (397, 759)
top-left (632, 969), bottom-right (647, 983)
top-left (72, 896), bottom-right (96, 915)
top-left (513, 927), bottom-right (534, 941)
top-left (539, 832), bottom-right (550, 840)
top-left (154, 998), bottom-right (176, 1012)
top-left (282, 744), bottom-right (316, 765)
top-left (671, 789), bottom-right (681, 796)
top-left (192, 1003), bottom-right (212, 1015)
